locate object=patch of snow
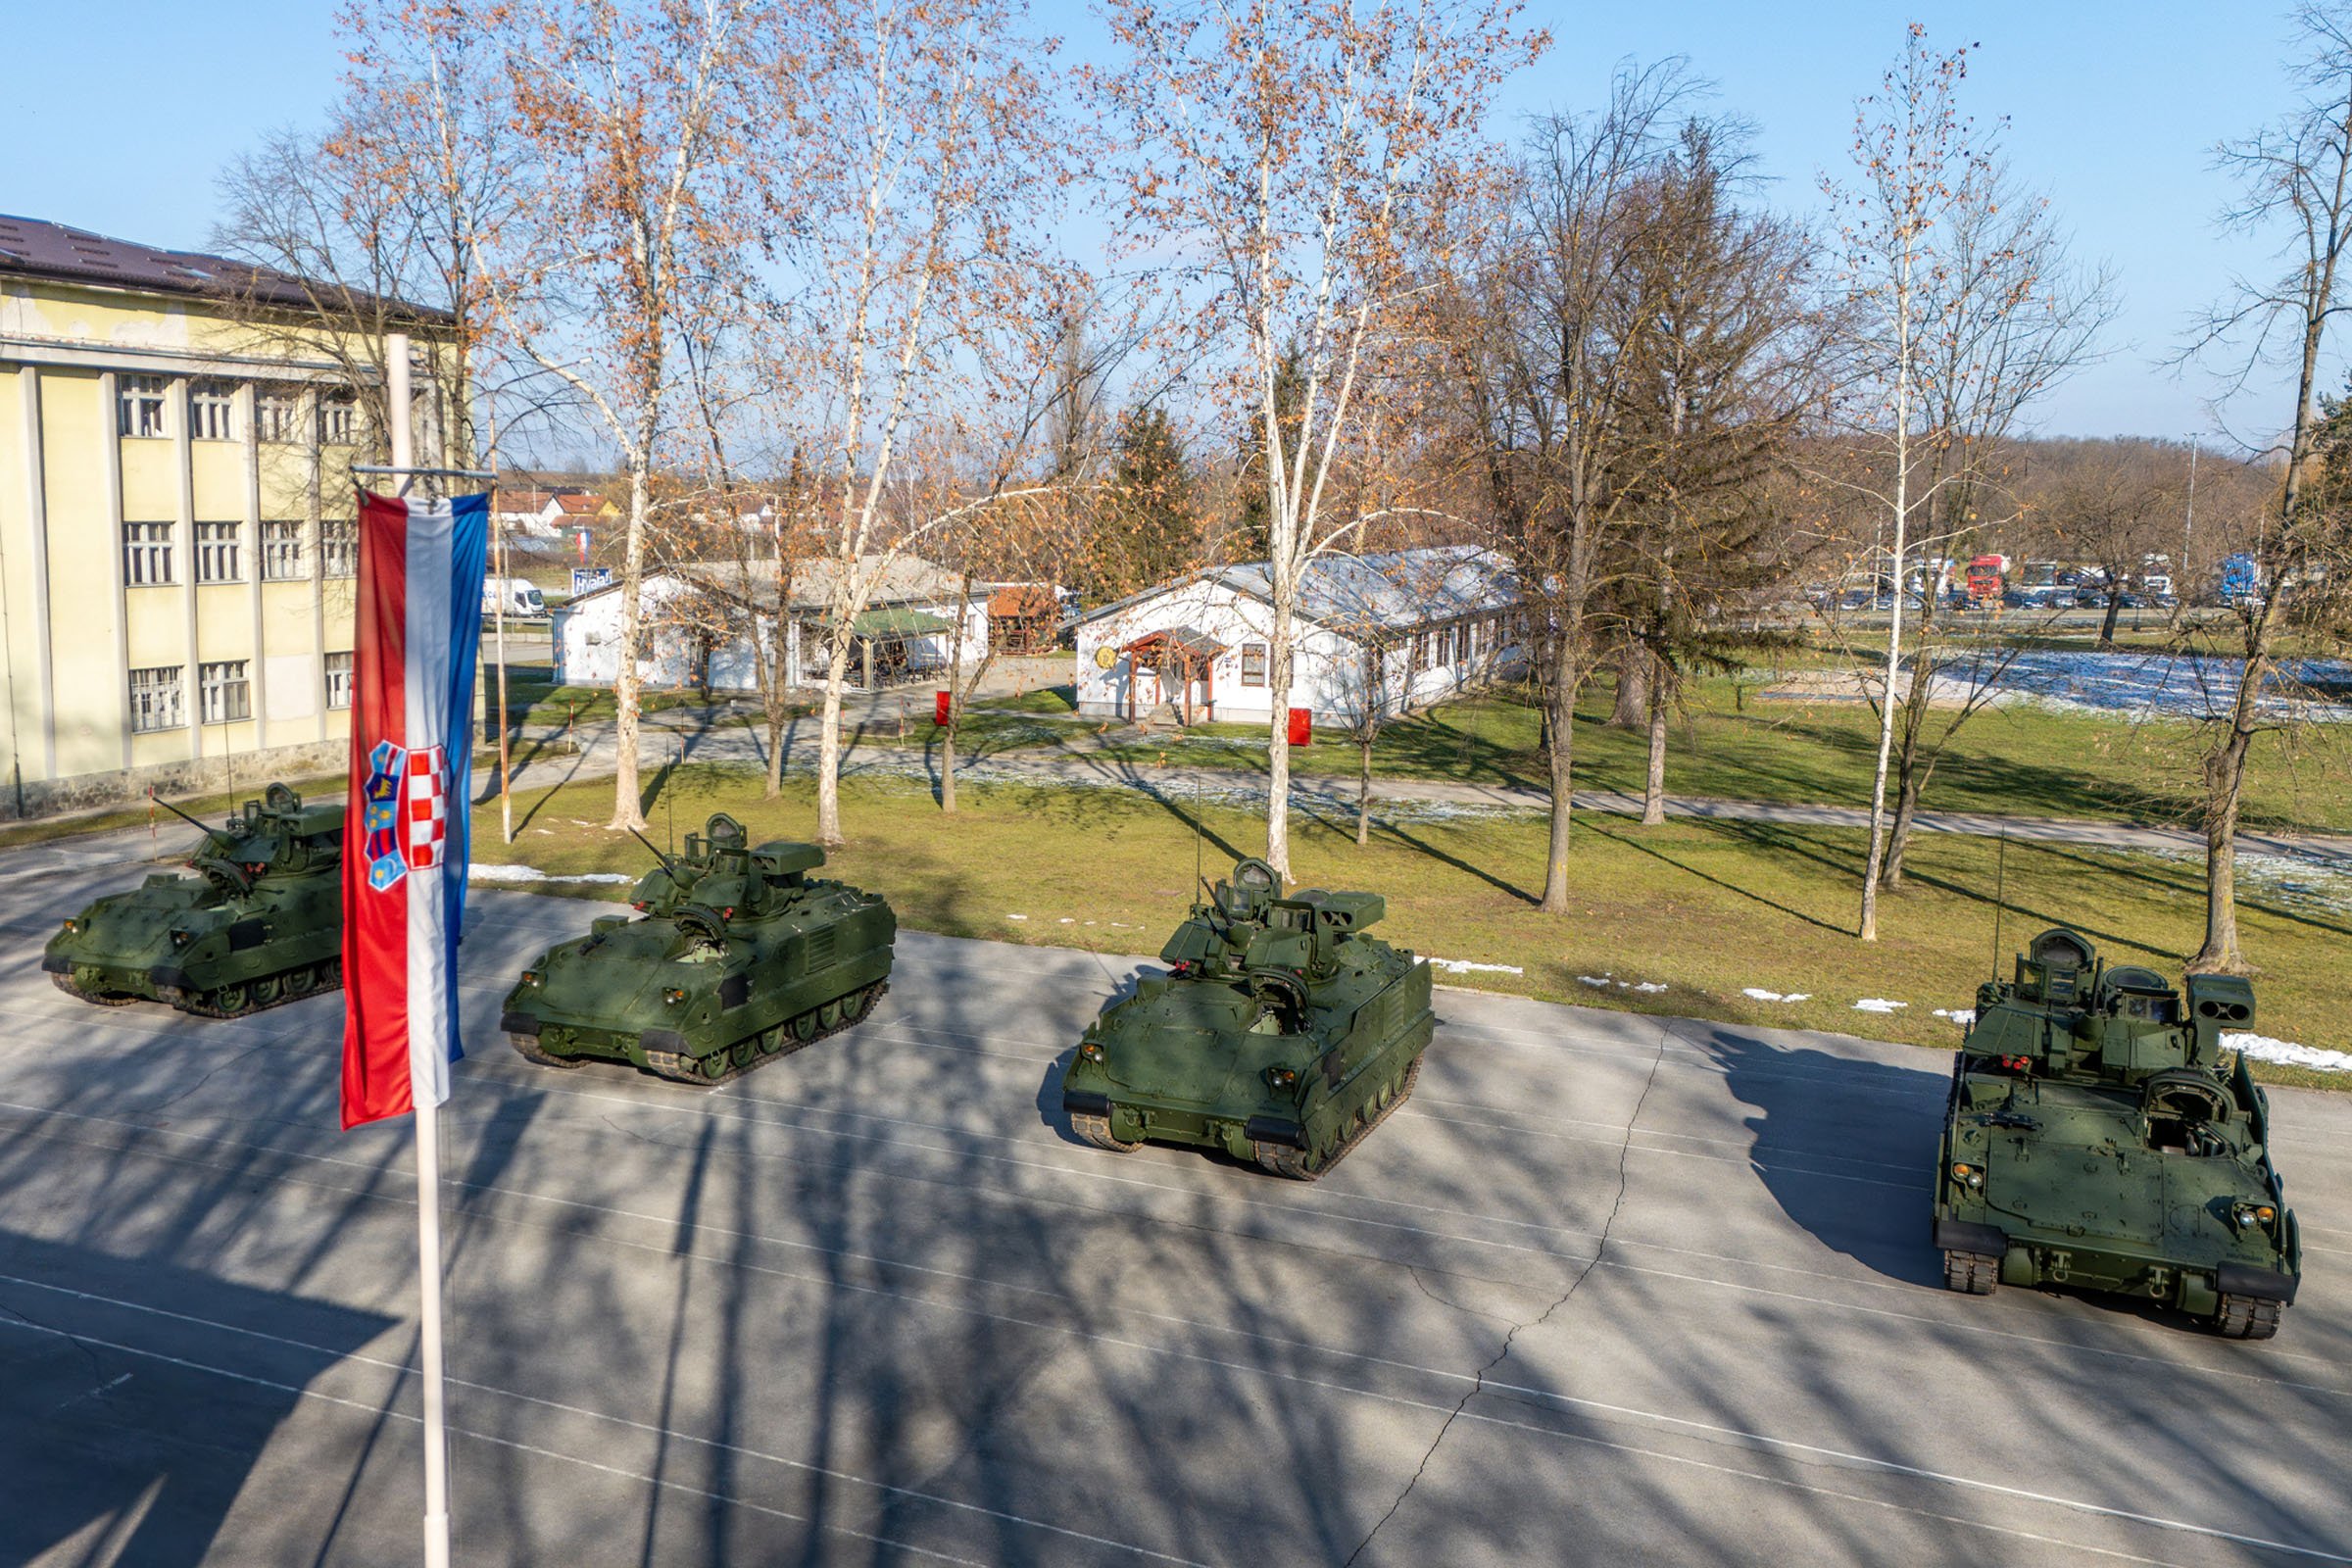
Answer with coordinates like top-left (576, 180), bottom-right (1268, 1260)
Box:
top-left (1633, 981), bottom-right (1668, 994)
top-left (2226, 1032), bottom-right (2352, 1073)
top-left (1579, 975), bottom-right (1613, 989)
top-left (1742, 988), bottom-right (1812, 1003)
top-left (1579, 972), bottom-right (1664, 992)
top-left (1429, 957), bottom-right (1526, 976)
top-left (469, 864), bottom-right (636, 886)
top-left (1852, 998), bottom-right (1909, 1013)
top-left (1004, 913), bottom-right (1029, 921)
top-left (1058, 917), bottom-right (1075, 924)
top-left (1933, 1008), bottom-right (1978, 1027)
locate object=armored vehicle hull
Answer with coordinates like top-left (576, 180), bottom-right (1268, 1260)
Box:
top-left (1933, 930), bottom-right (2299, 1339)
top-left (42, 784), bottom-right (346, 1017)
top-left (501, 815), bottom-right (895, 1084)
top-left (1059, 857), bottom-right (1435, 1179)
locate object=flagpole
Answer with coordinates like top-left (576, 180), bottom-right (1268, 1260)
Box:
top-left (387, 329), bottom-right (455, 1568)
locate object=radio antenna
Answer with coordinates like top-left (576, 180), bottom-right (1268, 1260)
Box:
top-left (1989, 827), bottom-right (2010, 983)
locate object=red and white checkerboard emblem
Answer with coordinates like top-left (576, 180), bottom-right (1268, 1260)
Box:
top-left (405, 747), bottom-right (447, 869)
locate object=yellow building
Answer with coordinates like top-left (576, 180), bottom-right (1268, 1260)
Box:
top-left (0, 215), bottom-right (449, 818)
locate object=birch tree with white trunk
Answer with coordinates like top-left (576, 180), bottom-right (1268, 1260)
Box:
top-left (1097, 0), bottom-right (1542, 877)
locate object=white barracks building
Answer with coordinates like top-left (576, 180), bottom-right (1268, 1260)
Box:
top-left (1072, 547), bottom-right (1525, 726)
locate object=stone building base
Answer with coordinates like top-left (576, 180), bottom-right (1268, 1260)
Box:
top-left (3, 740), bottom-right (353, 823)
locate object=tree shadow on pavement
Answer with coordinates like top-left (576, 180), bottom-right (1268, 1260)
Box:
top-left (1675, 1019), bottom-right (1949, 1288)
top-left (0, 1229), bottom-right (395, 1568)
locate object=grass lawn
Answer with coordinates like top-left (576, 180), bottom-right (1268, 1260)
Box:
top-left (1044, 674), bottom-right (2351, 836)
top-left (498, 676), bottom-right (717, 730)
top-left (474, 762), bottom-right (2351, 1086)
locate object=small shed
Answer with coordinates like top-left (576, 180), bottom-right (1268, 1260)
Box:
top-left (988, 584), bottom-right (1060, 654)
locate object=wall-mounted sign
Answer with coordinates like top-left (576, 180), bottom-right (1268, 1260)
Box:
top-left (571, 567), bottom-right (612, 596)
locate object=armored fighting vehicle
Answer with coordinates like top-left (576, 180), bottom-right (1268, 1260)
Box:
top-left (1934, 928), bottom-right (2301, 1339)
top-left (1060, 857), bottom-right (1435, 1179)
top-left (42, 783), bottom-right (347, 1016)
top-left (501, 813), bottom-right (895, 1083)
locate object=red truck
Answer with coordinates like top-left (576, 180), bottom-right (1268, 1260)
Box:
top-left (1965, 555), bottom-right (2009, 608)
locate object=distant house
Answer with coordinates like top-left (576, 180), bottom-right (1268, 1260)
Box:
top-left (554, 553), bottom-right (989, 693)
top-left (490, 487), bottom-right (619, 540)
top-left (1072, 547), bottom-right (1526, 725)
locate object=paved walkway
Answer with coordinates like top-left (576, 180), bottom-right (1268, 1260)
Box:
top-left (486, 704), bottom-right (2352, 870)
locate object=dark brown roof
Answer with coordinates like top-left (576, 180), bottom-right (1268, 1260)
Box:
top-left (0, 214), bottom-right (454, 326)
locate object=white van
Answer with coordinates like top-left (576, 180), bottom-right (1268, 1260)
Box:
top-left (482, 576), bottom-right (548, 620)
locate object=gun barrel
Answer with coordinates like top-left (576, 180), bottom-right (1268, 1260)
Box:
top-left (153, 794), bottom-right (217, 835)
top-left (628, 826), bottom-right (679, 876)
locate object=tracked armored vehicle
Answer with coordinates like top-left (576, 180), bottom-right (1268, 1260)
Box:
top-left (1059, 857), bottom-right (1435, 1179)
top-left (42, 783), bottom-right (346, 1016)
top-left (500, 813), bottom-right (895, 1084)
top-left (1934, 928), bottom-right (2301, 1339)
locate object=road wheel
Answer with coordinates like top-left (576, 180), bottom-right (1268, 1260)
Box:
top-left (1072, 1112), bottom-right (1138, 1153)
top-left (792, 1009), bottom-right (821, 1044)
top-left (211, 983), bottom-right (251, 1016)
top-left (512, 1033), bottom-right (579, 1069)
top-left (252, 974), bottom-right (282, 1007)
top-left (286, 965), bottom-right (316, 998)
top-left (730, 1036), bottom-right (760, 1072)
top-left (2215, 1294), bottom-right (2282, 1341)
top-left (1942, 1250), bottom-right (1999, 1296)
top-left (819, 997), bottom-right (845, 1031)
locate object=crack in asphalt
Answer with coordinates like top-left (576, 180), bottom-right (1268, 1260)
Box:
top-left (0, 1297), bottom-right (114, 1401)
top-left (1341, 1019), bottom-right (1674, 1568)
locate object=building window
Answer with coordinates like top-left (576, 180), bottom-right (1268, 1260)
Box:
top-left (195, 520), bottom-right (243, 583)
top-left (1454, 622), bottom-right (1471, 663)
top-left (123, 520), bottom-right (175, 586)
top-left (262, 519), bottom-right (305, 580)
top-left (189, 379), bottom-right (237, 441)
top-left (318, 389), bottom-right (357, 446)
top-left (324, 651), bottom-right (354, 710)
top-left (199, 661), bottom-right (252, 725)
top-left (1240, 642), bottom-right (1267, 687)
top-left (119, 375), bottom-right (171, 439)
top-left (321, 519), bottom-right (358, 577)
top-left (1411, 631), bottom-right (1430, 673)
top-left (129, 666), bottom-right (184, 733)
top-left (636, 624), bottom-right (658, 663)
top-left (255, 386), bottom-right (302, 444)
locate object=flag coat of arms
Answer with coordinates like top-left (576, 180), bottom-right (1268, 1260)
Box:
top-left (342, 490), bottom-right (489, 1129)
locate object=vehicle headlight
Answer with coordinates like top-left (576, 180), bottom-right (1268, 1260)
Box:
top-left (662, 988), bottom-right (688, 1006)
top-left (2231, 1201), bottom-right (2277, 1230)
top-left (61, 918), bottom-right (79, 935)
top-left (1951, 1161), bottom-right (1984, 1191)
top-left (1267, 1065), bottom-right (1298, 1090)
top-left (521, 969), bottom-right (543, 988)
top-left (171, 929), bottom-right (192, 947)
top-left (1079, 1040), bottom-right (1103, 1062)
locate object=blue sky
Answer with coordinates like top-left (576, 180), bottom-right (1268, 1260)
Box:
top-left (1, 1), bottom-right (2311, 443)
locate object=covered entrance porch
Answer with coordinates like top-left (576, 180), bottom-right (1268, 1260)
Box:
top-left (1122, 627), bottom-right (1224, 723)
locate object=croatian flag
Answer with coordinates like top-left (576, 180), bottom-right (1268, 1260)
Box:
top-left (341, 490), bottom-right (489, 1129)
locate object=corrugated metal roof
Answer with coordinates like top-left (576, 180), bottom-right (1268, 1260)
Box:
top-left (0, 213), bottom-right (454, 324)
top-left (1078, 545), bottom-right (1521, 632)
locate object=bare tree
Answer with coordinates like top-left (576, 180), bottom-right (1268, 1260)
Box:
top-left (2181, 1), bottom-right (2352, 969)
top-left (1824, 26), bottom-right (2110, 935)
top-left (477, 0), bottom-right (766, 832)
top-left (1439, 62), bottom-right (1704, 913)
top-left (1098, 0), bottom-right (1543, 877)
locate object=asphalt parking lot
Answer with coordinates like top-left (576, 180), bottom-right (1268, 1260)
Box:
top-left (1, 842), bottom-right (2347, 1566)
